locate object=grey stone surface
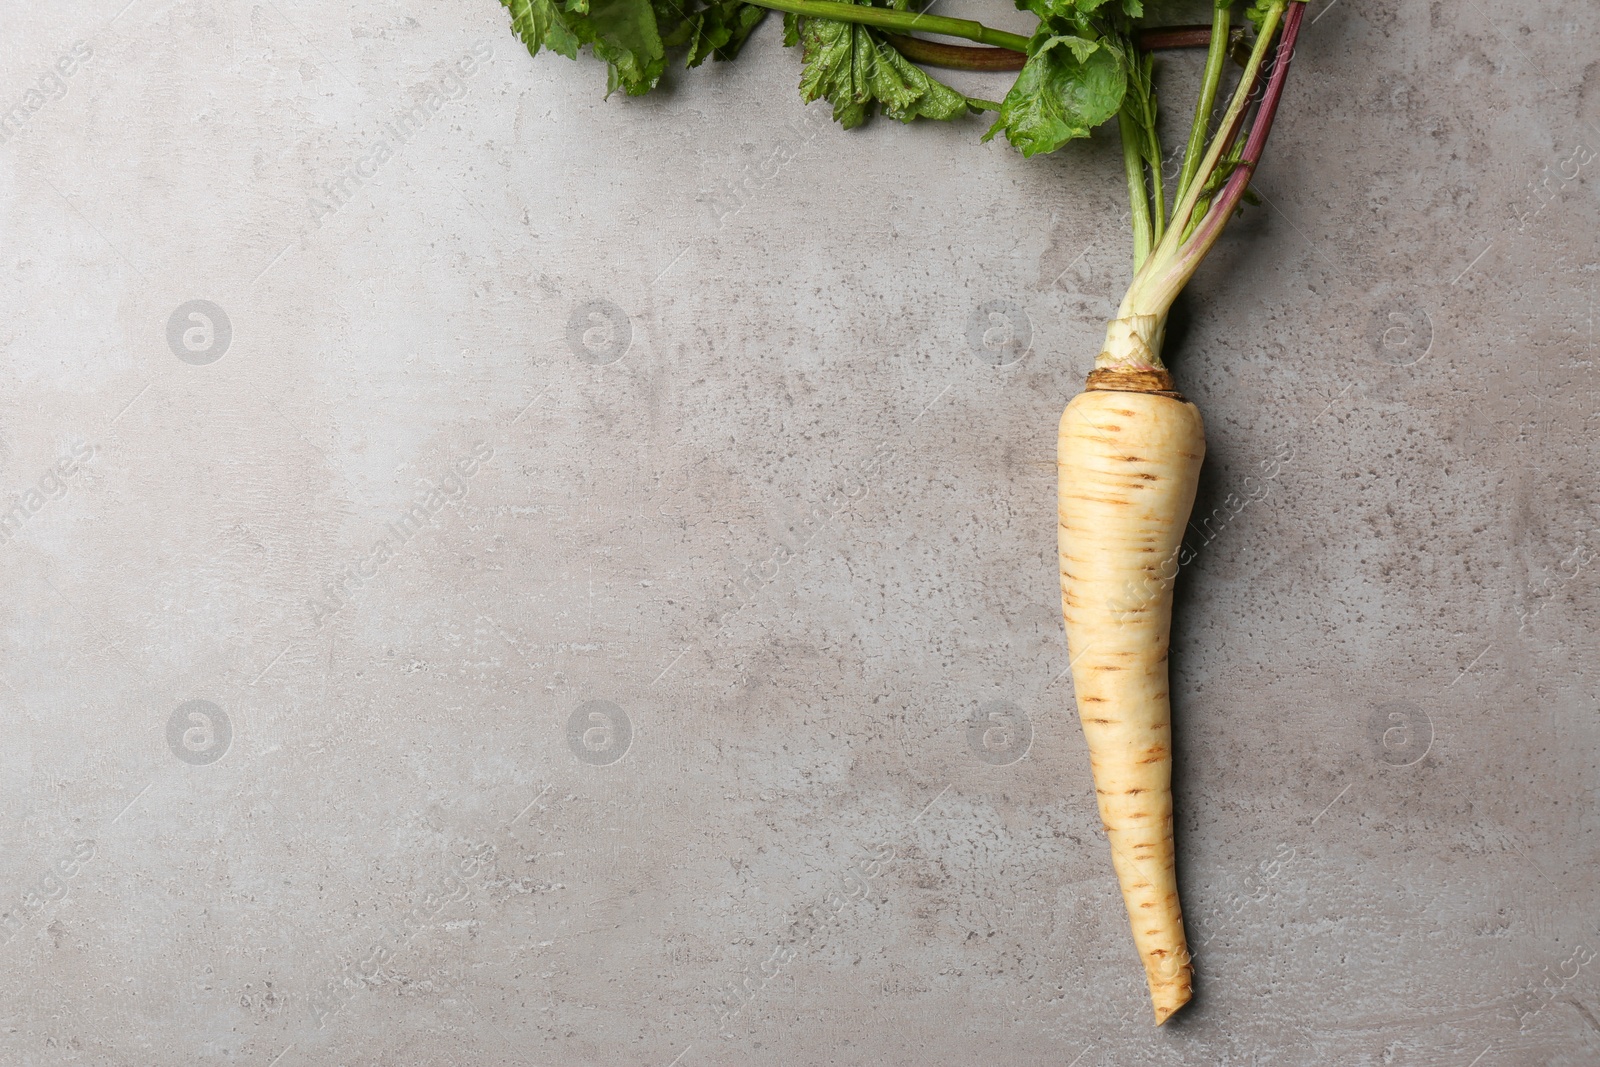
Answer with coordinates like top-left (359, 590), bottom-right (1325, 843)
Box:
top-left (1, 1), bottom-right (1597, 1064)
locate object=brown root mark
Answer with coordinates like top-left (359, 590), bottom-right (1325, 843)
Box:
top-left (1086, 366), bottom-right (1183, 397)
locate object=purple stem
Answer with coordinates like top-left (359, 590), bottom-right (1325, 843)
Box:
top-left (1181, 2), bottom-right (1307, 256)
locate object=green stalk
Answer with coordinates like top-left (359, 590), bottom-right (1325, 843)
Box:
top-left (1097, 2), bottom-right (1288, 371)
top-left (1144, 108), bottom-right (1165, 248)
top-left (739, 0), bottom-right (1031, 52)
top-left (1119, 107), bottom-right (1155, 271)
top-left (1174, 4), bottom-right (1233, 207)
top-left (1124, 1), bottom-right (1284, 315)
top-left (1117, 45), bottom-right (1163, 269)
top-left (1136, 2), bottom-right (1306, 317)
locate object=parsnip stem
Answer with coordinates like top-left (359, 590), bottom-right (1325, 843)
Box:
top-left (1174, 6), bottom-right (1234, 208)
top-left (882, 33), bottom-right (1025, 71)
top-left (1121, 106), bottom-right (1155, 272)
top-left (1130, 0), bottom-right (1285, 306)
top-left (1135, 2), bottom-right (1307, 316)
top-left (739, 0), bottom-right (1031, 52)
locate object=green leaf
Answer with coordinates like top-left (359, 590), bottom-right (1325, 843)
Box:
top-left (710, 1), bottom-right (768, 62)
top-left (587, 0), bottom-right (666, 93)
top-left (672, 0), bottom-right (767, 66)
top-left (507, 0), bottom-right (773, 89)
top-left (1181, 136), bottom-right (1246, 239)
top-left (1123, 45), bottom-right (1158, 168)
top-left (1010, 0), bottom-right (1083, 24)
top-left (984, 34), bottom-right (1126, 157)
top-left (1060, 0), bottom-right (1122, 16)
top-left (501, 0), bottom-right (562, 58)
top-left (547, 19), bottom-right (582, 57)
top-left (1014, 0), bottom-right (1184, 27)
top-left (797, 14), bottom-right (867, 127)
top-left (797, 8), bottom-right (973, 129)
top-left (874, 43), bottom-right (972, 122)
top-left (503, 0), bottom-right (666, 95)
top-left (1059, 34), bottom-right (1100, 63)
top-left (1245, 0), bottom-right (1283, 32)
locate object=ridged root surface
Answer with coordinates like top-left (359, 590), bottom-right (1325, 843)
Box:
top-left (1057, 382), bottom-right (1205, 1025)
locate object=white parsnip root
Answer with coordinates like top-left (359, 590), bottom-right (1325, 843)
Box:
top-left (1058, 360), bottom-right (1204, 1024)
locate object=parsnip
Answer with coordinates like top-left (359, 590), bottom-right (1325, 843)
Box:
top-left (1058, 362), bottom-right (1203, 1024)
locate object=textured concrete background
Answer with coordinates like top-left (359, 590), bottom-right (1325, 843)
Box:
top-left (1, 0), bottom-right (1597, 1064)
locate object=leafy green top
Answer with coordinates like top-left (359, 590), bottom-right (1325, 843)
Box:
top-left (497, 0), bottom-right (1303, 337)
top-left (498, 0), bottom-right (1198, 152)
